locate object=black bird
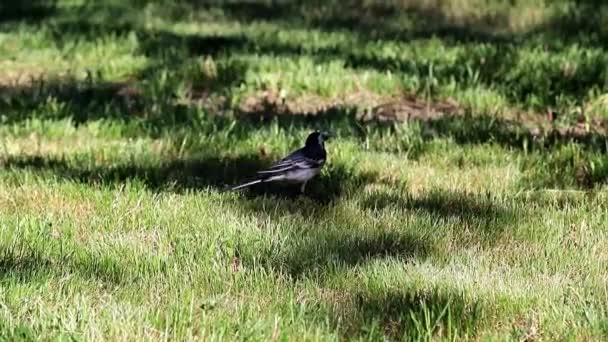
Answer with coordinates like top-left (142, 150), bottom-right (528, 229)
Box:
top-left (229, 131), bottom-right (331, 193)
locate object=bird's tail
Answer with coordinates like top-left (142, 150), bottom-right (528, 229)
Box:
top-left (228, 178), bottom-right (264, 191)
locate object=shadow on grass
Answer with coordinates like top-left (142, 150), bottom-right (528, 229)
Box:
top-left (4, 101), bottom-right (608, 191)
top-left (3, 70), bottom-right (607, 152)
top-left (240, 107), bottom-right (608, 189)
top-left (4, 70), bottom-right (608, 189)
top-left (214, 0), bottom-right (608, 47)
top-left (0, 73), bottom-right (238, 129)
top-left (34, 19), bottom-right (579, 110)
top-left (360, 189), bottom-right (517, 240)
top-left (1, 153), bottom-right (429, 284)
top-left (228, 198), bottom-right (432, 278)
top-left (35, 0), bottom-right (601, 48)
top-left (0, 253), bottom-right (53, 284)
top-left (224, 182), bottom-right (511, 281)
top-left (2, 0), bottom-right (607, 132)
top-left (0, 249), bottom-right (147, 286)
top-left (1, 154), bottom-right (266, 191)
top-left (0, 1), bottom-right (58, 23)
top-left (215, 0), bottom-right (515, 44)
top-left (275, 229), bottom-right (429, 278)
top-left (6, 68), bottom-right (606, 149)
top-left (1, 153), bottom-right (383, 202)
top-left (200, 1), bottom-right (607, 107)
top-left (532, 0), bottom-right (608, 47)
top-left (2, 16), bottom-right (606, 152)
top-left (425, 114), bottom-right (608, 153)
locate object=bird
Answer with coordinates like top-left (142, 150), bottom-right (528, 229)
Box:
top-left (229, 131), bottom-right (332, 193)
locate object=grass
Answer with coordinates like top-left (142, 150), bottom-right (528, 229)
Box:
top-left (1, 0), bottom-right (608, 340)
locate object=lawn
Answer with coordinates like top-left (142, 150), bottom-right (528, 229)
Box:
top-left (1, 0), bottom-right (608, 340)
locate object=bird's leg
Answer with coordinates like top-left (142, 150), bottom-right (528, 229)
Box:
top-left (300, 181), bottom-right (307, 194)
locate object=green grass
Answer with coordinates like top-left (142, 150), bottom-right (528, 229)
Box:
top-left (1, 0), bottom-right (608, 340)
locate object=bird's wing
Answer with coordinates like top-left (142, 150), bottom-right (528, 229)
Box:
top-left (257, 151), bottom-right (324, 175)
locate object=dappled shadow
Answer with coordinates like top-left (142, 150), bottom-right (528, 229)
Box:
top-left (206, 0), bottom-right (608, 109)
top-left (3, 0), bottom-right (605, 113)
top-left (217, 0), bottom-right (608, 107)
top-left (0, 74), bottom-right (363, 139)
top-left (2, 0), bottom-right (607, 127)
top-left (4, 2), bottom-right (606, 338)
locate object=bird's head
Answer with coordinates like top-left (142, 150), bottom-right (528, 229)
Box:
top-left (305, 131), bottom-right (332, 147)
